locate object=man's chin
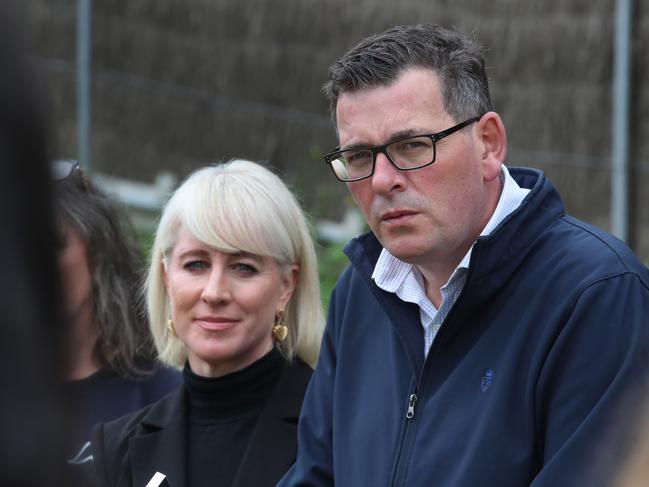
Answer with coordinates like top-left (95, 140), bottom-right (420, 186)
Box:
top-left (381, 240), bottom-right (428, 265)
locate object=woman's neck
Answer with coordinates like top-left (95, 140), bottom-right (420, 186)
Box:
top-left (184, 347), bottom-right (284, 420)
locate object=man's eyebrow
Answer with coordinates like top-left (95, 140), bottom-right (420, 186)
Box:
top-left (387, 128), bottom-right (420, 141)
top-left (339, 141), bottom-right (372, 151)
top-left (340, 129), bottom-right (422, 150)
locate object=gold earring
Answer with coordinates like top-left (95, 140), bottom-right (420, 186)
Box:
top-left (272, 309), bottom-right (288, 342)
top-left (167, 319), bottom-right (177, 337)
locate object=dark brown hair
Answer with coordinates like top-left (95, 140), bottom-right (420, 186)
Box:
top-left (323, 24), bottom-right (494, 124)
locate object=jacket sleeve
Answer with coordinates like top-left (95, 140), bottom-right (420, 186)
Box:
top-left (278, 282), bottom-right (342, 486)
top-left (531, 272), bottom-right (649, 486)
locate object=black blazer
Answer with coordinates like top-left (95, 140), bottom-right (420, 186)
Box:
top-left (89, 359), bottom-right (313, 487)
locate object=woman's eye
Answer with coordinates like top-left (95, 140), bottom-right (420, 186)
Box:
top-left (183, 260), bottom-right (208, 271)
top-left (233, 262), bottom-right (258, 274)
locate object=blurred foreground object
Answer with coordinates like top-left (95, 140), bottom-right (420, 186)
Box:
top-left (0, 9), bottom-right (69, 487)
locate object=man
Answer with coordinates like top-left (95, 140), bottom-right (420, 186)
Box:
top-left (279, 24), bottom-right (649, 486)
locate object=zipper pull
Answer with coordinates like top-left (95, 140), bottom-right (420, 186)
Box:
top-left (406, 393), bottom-right (418, 419)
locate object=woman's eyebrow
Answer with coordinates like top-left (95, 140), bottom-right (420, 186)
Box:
top-left (230, 251), bottom-right (264, 262)
top-left (176, 248), bottom-right (209, 260)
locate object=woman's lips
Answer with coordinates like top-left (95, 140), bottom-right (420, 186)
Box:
top-left (194, 317), bottom-right (238, 331)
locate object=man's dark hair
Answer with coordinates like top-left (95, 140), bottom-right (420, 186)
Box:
top-left (323, 24), bottom-right (494, 124)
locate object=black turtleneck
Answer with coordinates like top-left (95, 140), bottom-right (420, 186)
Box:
top-left (183, 348), bottom-right (284, 487)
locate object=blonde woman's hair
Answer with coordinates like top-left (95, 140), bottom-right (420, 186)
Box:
top-left (146, 159), bottom-right (325, 368)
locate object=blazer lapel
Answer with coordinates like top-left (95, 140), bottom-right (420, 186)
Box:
top-left (232, 360), bottom-right (312, 487)
top-left (128, 388), bottom-right (187, 487)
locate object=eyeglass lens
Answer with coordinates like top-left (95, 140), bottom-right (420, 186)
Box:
top-left (330, 134), bottom-right (435, 181)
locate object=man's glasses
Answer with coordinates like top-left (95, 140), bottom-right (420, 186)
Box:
top-left (324, 117), bottom-right (480, 182)
top-left (50, 159), bottom-right (89, 191)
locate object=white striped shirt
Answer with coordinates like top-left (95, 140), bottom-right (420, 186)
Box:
top-left (372, 165), bottom-right (530, 357)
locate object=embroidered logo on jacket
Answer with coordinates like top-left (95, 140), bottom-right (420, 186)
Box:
top-left (481, 368), bottom-right (494, 392)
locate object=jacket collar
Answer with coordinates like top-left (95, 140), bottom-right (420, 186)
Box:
top-left (344, 168), bottom-right (562, 299)
top-left (343, 168), bottom-right (564, 372)
top-left (345, 231), bottom-right (425, 373)
top-left (233, 359), bottom-right (312, 487)
top-left (128, 387), bottom-right (187, 487)
top-left (125, 360), bottom-right (311, 487)
top-left (467, 168), bottom-right (563, 287)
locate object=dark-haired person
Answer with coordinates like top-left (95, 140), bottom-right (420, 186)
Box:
top-left (280, 24), bottom-right (649, 487)
top-left (54, 161), bottom-right (181, 464)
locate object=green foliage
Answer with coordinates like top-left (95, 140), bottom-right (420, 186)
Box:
top-left (316, 240), bottom-right (350, 311)
top-left (134, 225), bottom-right (155, 262)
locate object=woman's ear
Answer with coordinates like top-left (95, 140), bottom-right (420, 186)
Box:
top-left (161, 258), bottom-right (169, 290)
top-left (476, 111), bottom-right (507, 182)
top-left (278, 264), bottom-right (299, 308)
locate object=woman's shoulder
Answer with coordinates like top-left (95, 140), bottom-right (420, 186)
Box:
top-left (89, 386), bottom-right (184, 485)
top-left (96, 384), bottom-right (182, 446)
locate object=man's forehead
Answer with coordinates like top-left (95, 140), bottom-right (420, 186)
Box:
top-left (335, 69), bottom-right (449, 146)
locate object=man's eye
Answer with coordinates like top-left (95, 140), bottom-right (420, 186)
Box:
top-left (396, 139), bottom-right (431, 151)
top-left (405, 140), bottom-right (427, 149)
top-left (345, 151), bottom-right (371, 164)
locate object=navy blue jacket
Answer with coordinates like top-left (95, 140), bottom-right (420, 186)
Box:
top-left (280, 168), bottom-right (649, 486)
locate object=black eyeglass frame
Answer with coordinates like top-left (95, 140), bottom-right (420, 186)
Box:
top-left (324, 116), bottom-right (481, 182)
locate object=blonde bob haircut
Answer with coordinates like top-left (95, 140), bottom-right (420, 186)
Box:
top-left (147, 159), bottom-right (325, 369)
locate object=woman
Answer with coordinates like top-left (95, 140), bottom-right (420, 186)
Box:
top-left (90, 159), bottom-right (325, 487)
top-left (53, 160), bottom-right (181, 464)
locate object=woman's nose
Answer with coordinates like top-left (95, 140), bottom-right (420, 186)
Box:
top-left (200, 267), bottom-right (230, 304)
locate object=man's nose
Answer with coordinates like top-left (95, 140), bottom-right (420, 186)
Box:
top-left (371, 151), bottom-right (406, 194)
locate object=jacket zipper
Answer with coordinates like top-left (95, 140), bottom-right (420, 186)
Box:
top-left (390, 384), bottom-right (420, 486)
top-left (406, 393), bottom-right (418, 419)
top-left (388, 265), bottom-right (472, 485)
top-left (392, 320), bottom-right (450, 485)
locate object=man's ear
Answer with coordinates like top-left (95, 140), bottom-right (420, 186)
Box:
top-left (476, 112), bottom-right (507, 182)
